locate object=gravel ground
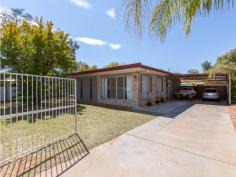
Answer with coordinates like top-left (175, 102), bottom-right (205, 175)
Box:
top-left (230, 105), bottom-right (236, 131)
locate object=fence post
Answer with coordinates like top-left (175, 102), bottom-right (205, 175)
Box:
top-left (74, 79), bottom-right (77, 133)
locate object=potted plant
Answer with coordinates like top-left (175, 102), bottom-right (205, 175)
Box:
top-left (146, 99), bottom-right (152, 106)
top-left (155, 97), bottom-right (160, 104)
top-left (160, 96), bottom-right (165, 103)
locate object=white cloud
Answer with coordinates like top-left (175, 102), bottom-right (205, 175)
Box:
top-left (109, 43), bottom-right (121, 50)
top-left (105, 8), bottom-right (116, 19)
top-left (75, 36), bottom-right (122, 50)
top-left (75, 37), bottom-right (107, 46)
top-left (0, 6), bottom-right (10, 13)
top-left (0, 7), bottom-right (4, 13)
top-left (70, 0), bottom-right (92, 9)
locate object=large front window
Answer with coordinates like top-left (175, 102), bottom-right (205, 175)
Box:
top-left (108, 77), bottom-right (116, 99)
top-left (101, 75), bottom-right (133, 100)
top-left (141, 75), bottom-right (152, 99)
top-left (117, 77), bottom-right (125, 99)
top-left (156, 77), bottom-right (163, 98)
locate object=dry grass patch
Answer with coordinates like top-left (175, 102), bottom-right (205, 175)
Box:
top-left (0, 104), bottom-right (156, 176)
top-left (77, 104), bottom-right (156, 149)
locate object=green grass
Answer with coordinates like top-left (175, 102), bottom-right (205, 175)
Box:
top-left (0, 114), bottom-right (75, 161)
top-left (77, 104), bottom-right (156, 149)
top-left (0, 104), bottom-right (156, 162)
top-left (1, 104), bottom-right (156, 176)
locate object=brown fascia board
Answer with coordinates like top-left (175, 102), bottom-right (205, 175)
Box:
top-left (172, 73), bottom-right (228, 77)
top-left (66, 63), bottom-right (172, 76)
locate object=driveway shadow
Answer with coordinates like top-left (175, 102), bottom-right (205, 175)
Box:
top-left (134, 99), bottom-right (228, 118)
top-left (0, 134), bottom-right (89, 177)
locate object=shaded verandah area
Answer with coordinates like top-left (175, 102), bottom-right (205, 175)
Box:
top-left (169, 73), bottom-right (230, 102)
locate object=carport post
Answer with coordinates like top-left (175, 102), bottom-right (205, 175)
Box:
top-left (229, 74), bottom-right (231, 105)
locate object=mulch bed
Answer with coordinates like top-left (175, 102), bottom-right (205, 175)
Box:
top-left (230, 105), bottom-right (236, 131)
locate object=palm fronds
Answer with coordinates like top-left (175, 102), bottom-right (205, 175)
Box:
top-left (124, 0), bottom-right (151, 36)
top-left (124, 0), bottom-right (234, 40)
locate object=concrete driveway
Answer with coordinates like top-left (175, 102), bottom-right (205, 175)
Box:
top-left (134, 100), bottom-right (228, 118)
top-left (62, 104), bottom-right (236, 177)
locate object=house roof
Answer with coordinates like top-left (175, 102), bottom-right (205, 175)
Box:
top-left (66, 63), bottom-right (172, 76)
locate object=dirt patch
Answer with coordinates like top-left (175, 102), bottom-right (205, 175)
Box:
top-left (230, 105), bottom-right (236, 131)
top-left (0, 134), bottom-right (89, 177)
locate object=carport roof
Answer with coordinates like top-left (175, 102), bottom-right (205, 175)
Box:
top-left (173, 73), bottom-right (228, 77)
top-left (173, 73), bottom-right (229, 86)
top-left (172, 73), bottom-right (228, 81)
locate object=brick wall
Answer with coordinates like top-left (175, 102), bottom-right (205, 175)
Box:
top-left (79, 73), bottom-right (168, 107)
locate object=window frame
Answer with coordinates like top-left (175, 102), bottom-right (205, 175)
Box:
top-left (101, 75), bottom-right (133, 100)
top-left (141, 75), bottom-right (152, 99)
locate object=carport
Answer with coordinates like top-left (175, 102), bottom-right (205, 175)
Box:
top-left (169, 73), bottom-right (231, 104)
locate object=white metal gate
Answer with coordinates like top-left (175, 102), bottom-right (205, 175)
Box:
top-left (0, 73), bottom-right (77, 165)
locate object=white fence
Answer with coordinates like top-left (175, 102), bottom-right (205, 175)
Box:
top-left (0, 73), bottom-right (77, 165)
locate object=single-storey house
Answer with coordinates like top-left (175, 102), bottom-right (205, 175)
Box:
top-left (67, 63), bottom-right (231, 107)
top-left (67, 63), bottom-right (172, 107)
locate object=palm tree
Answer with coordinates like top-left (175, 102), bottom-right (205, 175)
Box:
top-left (124, 0), bottom-right (234, 40)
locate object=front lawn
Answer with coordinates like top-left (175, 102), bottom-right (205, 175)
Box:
top-left (0, 104), bottom-right (156, 176)
top-left (1, 104), bottom-right (156, 162)
top-left (77, 104), bottom-right (156, 149)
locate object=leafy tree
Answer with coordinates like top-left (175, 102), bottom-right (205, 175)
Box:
top-left (0, 10), bottom-right (79, 75)
top-left (202, 60), bottom-right (212, 72)
top-left (210, 48), bottom-right (236, 103)
top-left (124, 0), bottom-right (233, 40)
top-left (211, 48), bottom-right (236, 76)
top-left (187, 69), bottom-right (200, 74)
top-left (106, 62), bottom-right (120, 68)
top-left (73, 61), bottom-right (97, 72)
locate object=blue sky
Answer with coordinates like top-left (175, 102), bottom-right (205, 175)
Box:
top-left (1, 0), bottom-right (236, 73)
